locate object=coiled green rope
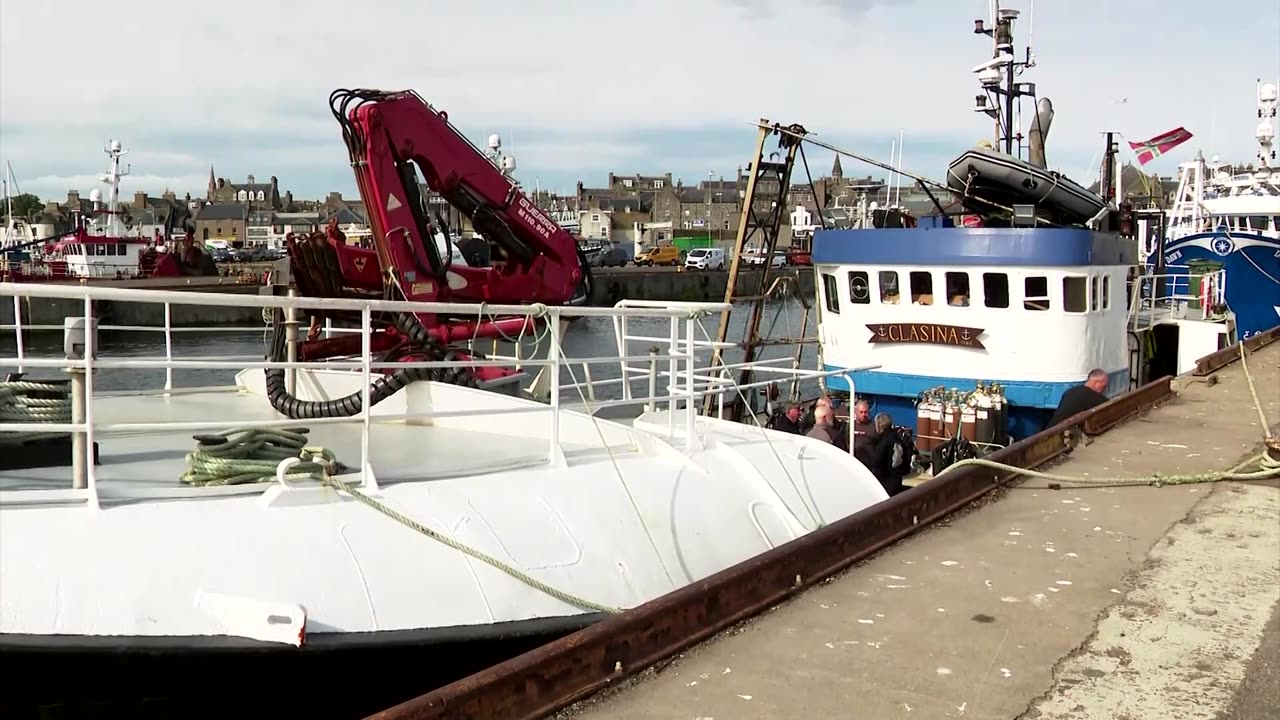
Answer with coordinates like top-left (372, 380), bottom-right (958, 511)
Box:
top-left (179, 427), bottom-right (341, 486)
top-left (0, 380), bottom-right (73, 443)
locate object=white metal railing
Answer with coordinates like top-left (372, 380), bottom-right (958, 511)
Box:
top-left (0, 282), bottom-right (858, 508)
top-left (1129, 264), bottom-right (1229, 332)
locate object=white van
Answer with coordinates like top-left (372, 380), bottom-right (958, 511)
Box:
top-left (684, 247), bottom-right (726, 270)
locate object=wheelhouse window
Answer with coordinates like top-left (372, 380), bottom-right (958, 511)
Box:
top-left (822, 273), bottom-right (840, 314)
top-left (1063, 276), bottom-right (1088, 313)
top-left (1024, 276), bottom-right (1050, 311)
top-left (1090, 276), bottom-right (1100, 312)
top-left (1102, 275), bottom-right (1111, 310)
top-left (879, 271), bottom-right (901, 303)
top-left (848, 271), bottom-right (870, 304)
top-left (909, 271), bottom-right (933, 305)
top-left (945, 271), bottom-right (970, 307)
top-left (983, 272), bottom-right (1009, 308)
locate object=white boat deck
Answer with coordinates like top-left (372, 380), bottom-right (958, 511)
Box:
top-left (0, 283), bottom-right (887, 644)
top-left (0, 386), bottom-right (632, 498)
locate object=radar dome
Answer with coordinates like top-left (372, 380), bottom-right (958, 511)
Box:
top-left (1261, 82), bottom-right (1278, 103)
top-left (89, 189), bottom-right (102, 203)
top-left (109, 139), bottom-right (122, 152)
top-left (1258, 121), bottom-right (1275, 141)
top-left (487, 134), bottom-right (501, 150)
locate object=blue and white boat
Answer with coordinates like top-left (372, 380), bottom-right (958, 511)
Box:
top-left (809, 1), bottom-right (1234, 458)
top-left (1158, 80), bottom-right (1280, 341)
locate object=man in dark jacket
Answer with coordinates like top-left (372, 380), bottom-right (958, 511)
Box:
top-left (766, 403), bottom-right (804, 434)
top-left (1047, 368), bottom-right (1110, 427)
top-left (866, 413), bottom-right (911, 496)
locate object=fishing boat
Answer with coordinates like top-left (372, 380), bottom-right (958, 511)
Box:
top-left (810, 1), bottom-right (1233, 461)
top-left (0, 277), bottom-right (885, 717)
top-left (1, 140), bottom-right (219, 283)
top-left (1156, 80), bottom-right (1280, 341)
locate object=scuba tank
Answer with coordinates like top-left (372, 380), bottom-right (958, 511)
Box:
top-left (974, 381), bottom-right (996, 448)
top-left (915, 390), bottom-right (932, 454)
top-left (960, 390), bottom-right (978, 443)
top-left (990, 383), bottom-right (1008, 445)
top-left (942, 389), bottom-right (961, 440)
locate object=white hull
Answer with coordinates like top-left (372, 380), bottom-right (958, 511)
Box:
top-left (1, 369), bottom-right (886, 643)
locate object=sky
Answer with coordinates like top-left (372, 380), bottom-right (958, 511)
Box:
top-left (1, 0), bottom-right (1278, 203)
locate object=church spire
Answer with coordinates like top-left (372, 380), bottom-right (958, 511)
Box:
top-left (207, 164), bottom-right (216, 199)
top-left (831, 154), bottom-right (843, 179)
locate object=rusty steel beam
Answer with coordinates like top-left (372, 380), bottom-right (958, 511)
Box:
top-left (1192, 324), bottom-right (1280, 377)
top-left (366, 381), bottom-right (1178, 720)
top-left (1081, 375), bottom-right (1174, 436)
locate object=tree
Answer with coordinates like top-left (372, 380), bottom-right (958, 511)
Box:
top-left (5, 193), bottom-right (43, 219)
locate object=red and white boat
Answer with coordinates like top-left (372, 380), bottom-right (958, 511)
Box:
top-left (1, 140), bottom-right (218, 282)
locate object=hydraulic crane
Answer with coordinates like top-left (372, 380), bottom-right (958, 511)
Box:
top-left (265, 89), bottom-right (592, 419)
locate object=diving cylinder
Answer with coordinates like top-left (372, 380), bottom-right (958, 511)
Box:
top-left (991, 383), bottom-right (1008, 445)
top-left (942, 390), bottom-right (959, 440)
top-left (925, 388), bottom-right (944, 452)
top-left (960, 389), bottom-right (977, 443)
top-left (915, 392), bottom-right (933, 453)
top-left (974, 382), bottom-right (996, 447)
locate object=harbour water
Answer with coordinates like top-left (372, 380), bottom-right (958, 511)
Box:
top-left (1, 301), bottom-right (824, 402)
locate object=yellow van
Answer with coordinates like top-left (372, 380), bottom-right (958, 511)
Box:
top-left (634, 246), bottom-right (681, 266)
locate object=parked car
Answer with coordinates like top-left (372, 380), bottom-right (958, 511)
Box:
top-left (634, 246), bottom-right (681, 266)
top-left (594, 247), bottom-right (631, 267)
top-left (684, 247), bottom-right (726, 270)
top-left (744, 249), bottom-right (787, 268)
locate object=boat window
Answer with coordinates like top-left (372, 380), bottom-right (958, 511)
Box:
top-left (86, 244), bottom-right (96, 256)
top-left (1063, 276), bottom-right (1088, 313)
top-left (945, 272), bottom-right (970, 307)
top-left (983, 273), bottom-right (1009, 308)
top-left (1090, 276), bottom-right (1100, 312)
top-left (848, 271), bottom-right (871, 304)
top-left (910, 271), bottom-right (934, 305)
top-left (1102, 275), bottom-right (1111, 310)
top-left (879, 271), bottom-right (901, 303)
top-left (1244, 216), bottom-right (1269, 232)
top-left (822, 273), bottom-right (840, 314)
top-left (1024, 276), bottom-right (1050, 311)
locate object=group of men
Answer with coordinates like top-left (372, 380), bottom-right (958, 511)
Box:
top-left (766, 396), bottom-right (913, 497)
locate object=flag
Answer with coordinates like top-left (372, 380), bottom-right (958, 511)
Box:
top-left (1127, 127), bottom-right (1193, 165)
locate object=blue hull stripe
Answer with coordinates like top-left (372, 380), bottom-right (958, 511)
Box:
top-left (821, 366), bottom-right (1130, 409)
top-left (811, 227), bottom-right (1138, 268)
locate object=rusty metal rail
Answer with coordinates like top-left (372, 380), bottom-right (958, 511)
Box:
top-left (366, 380), bottom-right (1185, 720)
top-left (1192, 324), bottom-right (1280, 377)
top-left (1080, 375), bottom-right (1174, 435)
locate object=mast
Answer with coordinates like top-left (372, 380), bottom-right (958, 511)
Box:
top-left (972, 1), bottom-right (1037, 157)
top-left (101, 139), bottom-right (130, 236)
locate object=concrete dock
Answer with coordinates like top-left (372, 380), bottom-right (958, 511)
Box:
top-left (557, 341), bottom-right (1280, 720)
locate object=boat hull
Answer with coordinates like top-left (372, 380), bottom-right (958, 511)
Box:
top-left (947, 148), bottom-right (1106, 225)
top-left (1162, 231), bottom-right (1280, 340)
top-left (0, 614), bottom-right (597, 719)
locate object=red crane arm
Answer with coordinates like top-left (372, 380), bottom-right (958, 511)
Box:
top-left (336, 89), bottom-right (584, 308)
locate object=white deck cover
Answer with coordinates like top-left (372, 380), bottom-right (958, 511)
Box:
top-left (0, 370), bottom-right (888, 641)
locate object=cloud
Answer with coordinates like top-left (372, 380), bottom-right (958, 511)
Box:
top-left (1, 0), bottom-right (1274, 200)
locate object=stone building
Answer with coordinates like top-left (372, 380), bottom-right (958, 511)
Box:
top-left (194, 203), bottom-right (249, 243)
top-left (205, 166), bottom-right (285, 210)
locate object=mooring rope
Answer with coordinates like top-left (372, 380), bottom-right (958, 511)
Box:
top-left (0, 379), bottom-right (74, 443)
top-left (179, 426), bottom-right (620, 614)
top-left (934, 341), bottom-right (1280, 489)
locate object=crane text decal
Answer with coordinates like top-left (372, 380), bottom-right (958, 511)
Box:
top-left (865, 323), bottom-right (986, 350)
top-left (515, 197), bottom-right (558, 240)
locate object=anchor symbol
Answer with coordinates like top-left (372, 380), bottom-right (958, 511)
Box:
top-left (961, 329), bottom-right (971, 341)
top-left (877, 326), bottom-right (888, 337)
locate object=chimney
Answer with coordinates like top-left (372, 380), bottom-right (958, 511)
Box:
top-left (134, 191), bottom-right (148, 209)
top-left (67, 190), bottom-right (80, 206)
